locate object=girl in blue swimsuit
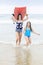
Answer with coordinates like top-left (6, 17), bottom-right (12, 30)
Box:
top-left (24, 21), bottom-right (40, 46)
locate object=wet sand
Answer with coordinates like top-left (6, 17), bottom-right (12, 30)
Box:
top-left (0, 43), bottom-right (43, 65)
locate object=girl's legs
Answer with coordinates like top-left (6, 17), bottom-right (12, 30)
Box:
top-left (19, 32), bottom-right (22, 45)
top-left (25, 36), bottom-right (29, 46)
top-left (25, 36), bottom-right (31, 46)
top-left (28, 37), bottom-right (31, 44)
top-left (16, 32), bottom-right (20, 46)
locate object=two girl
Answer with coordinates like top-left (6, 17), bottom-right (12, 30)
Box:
top-left (12, 14), bottom-right (40, 46)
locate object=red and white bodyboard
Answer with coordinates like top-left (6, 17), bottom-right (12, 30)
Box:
top-left (14, 7), bottom-right (26, 20)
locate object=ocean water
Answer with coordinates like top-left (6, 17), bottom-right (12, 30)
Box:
top-left (0, 14), bottom-right (43, 45)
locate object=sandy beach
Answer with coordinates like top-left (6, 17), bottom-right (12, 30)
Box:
top-left (0, 43), bottom-right (43, 65)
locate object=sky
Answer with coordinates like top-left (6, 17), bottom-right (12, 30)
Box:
top-left (0, 0), bottom-right (43, 14)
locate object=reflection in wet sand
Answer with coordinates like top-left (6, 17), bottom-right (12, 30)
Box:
top-left (0, 43), bottom-right (43, 65)
top-left (14, 47), bottom-right (31, 65)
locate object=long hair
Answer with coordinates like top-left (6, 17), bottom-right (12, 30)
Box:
top-left (17, 13), bottom-right (22, 20)
top-left (26, 21), bottom-right (32, 31)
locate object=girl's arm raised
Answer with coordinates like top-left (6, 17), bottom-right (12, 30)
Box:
top-left (23, 14), bottom-right (28, 22)
top-left (12, 16), bottom-right (17, 24)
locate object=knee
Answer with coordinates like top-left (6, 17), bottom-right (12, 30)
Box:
top-left (19, 37), bottom-right (21, 41)
top-left (16, 37), bottom-right (19, 41)
top-left (26, 40), bottom-right (29, 43)
top-left (29, 40), bottom-right (31, 44)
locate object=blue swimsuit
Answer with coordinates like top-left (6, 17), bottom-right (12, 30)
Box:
top-left (24, 28), bottom-right (31, 37)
